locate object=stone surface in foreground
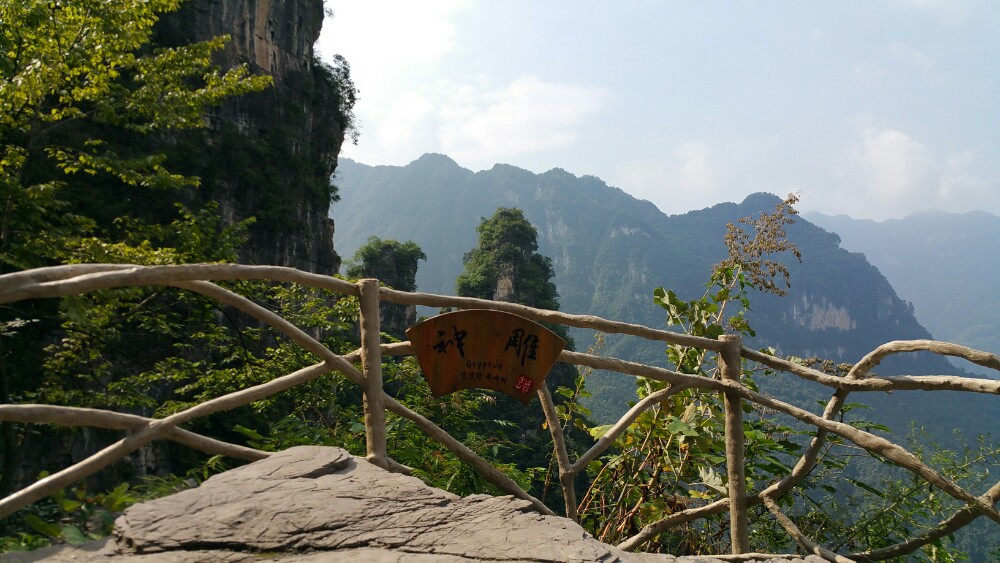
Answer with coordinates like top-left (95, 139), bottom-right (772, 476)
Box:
top-left (11, 446), bottom-right (825, 562)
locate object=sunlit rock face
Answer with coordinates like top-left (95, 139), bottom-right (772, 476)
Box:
top-left (157, 0), bottom-right (346, 274)
top-left (789, 295), bottom-right (856, 331)
top-left (176, 0), bottom-right (321, 77)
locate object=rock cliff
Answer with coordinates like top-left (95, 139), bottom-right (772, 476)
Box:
top-left (157, 0), bottom-right (349, 274)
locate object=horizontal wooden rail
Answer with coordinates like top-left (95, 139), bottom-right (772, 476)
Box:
top-left (380, 286), bottom-right (726, 352)
top-left (0, 404), bottom-right (268, 461)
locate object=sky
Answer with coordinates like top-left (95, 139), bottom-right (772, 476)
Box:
top-left (316, 1), bottom-right (1000, 220)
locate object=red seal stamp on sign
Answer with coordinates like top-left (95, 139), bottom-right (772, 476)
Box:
top-left (514, 375), bottom-right (534, 395)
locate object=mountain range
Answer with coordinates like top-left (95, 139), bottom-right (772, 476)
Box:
top-left (330, 154), bottom-right (996, 437)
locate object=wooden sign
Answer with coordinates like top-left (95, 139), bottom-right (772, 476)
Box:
top-left (406, 309), bottom-right (566, 405)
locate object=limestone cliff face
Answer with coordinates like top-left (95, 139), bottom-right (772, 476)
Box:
top-left (787, 294), bottom-right (857, 331)
top-left (158, 0), bottom-right (347, 274)
top-left (174, 0), bottom-right (322, 77)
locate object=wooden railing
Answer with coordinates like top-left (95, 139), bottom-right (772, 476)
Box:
top-left (1, 264), bottom-right (998, 561)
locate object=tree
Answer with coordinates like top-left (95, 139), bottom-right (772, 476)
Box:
top-left (346, 236), bottom-right (426, 293)
top-left (454, 207), bottom-right (587, 509)
top-left (456, 208), bottom-right (560, 310)
top-left (345, 236), bottom-right (426, 337)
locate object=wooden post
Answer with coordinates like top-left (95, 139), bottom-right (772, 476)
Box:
top-left (537, 383), bottom-right (578, 521)
top-left (719, 334), bottom-right (749, 554)
top-left (358, 279), bottom-right (387, 469)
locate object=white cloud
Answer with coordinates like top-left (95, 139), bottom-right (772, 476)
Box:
top-left (352, 76), bottom-right (607, 168)
top-left (375, 93), bottom-right (438, 156)
top-left (675, 142), bottom-right (721, 195)
top-left (939, 151), bottom-right (989, 201)
top-left (612, 141), bottom-right (723, 215)
top-left (889, 41), bottom-right (934, 74)
top-left (852, 61), bottom-right (886, 84)
top-left (807, 29), bottom-right (826, 43)
top-left (317, 1), bottom-right (466, 109)
top-left (887, 0), bottom-right (972, 21)
top-left (438, 77), bottom-right (607, 164)
top-left (889, 0), bottom-right (950, 7)
top-left (319, 1), bottom-right (463, 65)
top-left (856, 127), bottom-right (935, 201)
top-left (809, 127), bottom-right (990, 219)
top-left (317, 4), bottom-right (606, 169)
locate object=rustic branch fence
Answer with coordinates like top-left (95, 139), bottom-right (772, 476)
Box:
top-left (1, 264), bottom-right (998, 561)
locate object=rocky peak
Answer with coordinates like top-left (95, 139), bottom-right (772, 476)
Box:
top-left (157, 0), bottom-right (348, 275)
top-left (179, 0), bottom-right (322, 78)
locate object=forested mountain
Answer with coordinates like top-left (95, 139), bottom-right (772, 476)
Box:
top-left (331, 155), bottom-right (994, 435)
top-left (804, 210), bottom-right (1000, 375)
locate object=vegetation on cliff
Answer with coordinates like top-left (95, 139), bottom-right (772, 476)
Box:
top-left (0, 0), bottom-right (270, 271)
top-left (345, 236), bottom-right (426, 337)
top-left (452, 208), bottom-right (589, 510)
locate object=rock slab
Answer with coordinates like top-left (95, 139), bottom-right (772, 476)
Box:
top-left (11, 446), bottom-right (826, 562)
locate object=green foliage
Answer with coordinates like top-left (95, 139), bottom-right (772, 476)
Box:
top-left (382, 370), bottom-right (541, 496)
top-left (794, 428), bottom-right (1000, 561)
top-left (345, 236), bottom-right (426, 337)
top-left (22, 477), bottom-right (136, 545)
top-left (1, 476), bottom-right (137, 551)
top-left (454, 205), bottom-right (573, 348)
top-left (451, 206), bottom-right (588, 510)
top-left (315, 54), bottom-right (360, 146)
top-left (576, 266), bottom-right (805, 553)
top-left (346, 236), bottom-right (426, 291)
top-left (0, 0), bottom-right (272, 514)
top-left (1, 454), bottom-right (234, 552)
top-left (0, 0), bottom-right (271, 270)
top-left (456, 207), bottom-right (560, 311)
top-left (556, 195), bottom-right (994, 559)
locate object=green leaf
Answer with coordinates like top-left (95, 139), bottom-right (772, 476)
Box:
top-left (702, 324), bottom-right (725, 339)
top-left (698, 466), bottom-right (728, 495)
top-left (665, 418), bottom-right (699, 437)
top-left (233, 424), bottom-right (264, 441)
top-left (588, 424), bottom-right (613, 439)
top-left (60, 525), bottom-right (89, 544)
top-left (57, 498), bottom-right (83, 513)
top-left (848, 478), bottom-right (888, 499)
top-left (24, 514), bottom-right (63, 539)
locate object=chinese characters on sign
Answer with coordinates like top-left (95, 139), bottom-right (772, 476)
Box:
top-left (433, 325), bottom-right (467, 357)
top-left (406, 310), bottom-right (566, 406)
top-left (505, 328), bottom-right (539, 367)
top-left (459, 360), bottom-right (506, 384)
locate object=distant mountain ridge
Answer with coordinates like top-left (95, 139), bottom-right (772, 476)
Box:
top-left (804, 210), bottom-right (1000, 374)
top-left (331, 154), bottom-right (993, 433)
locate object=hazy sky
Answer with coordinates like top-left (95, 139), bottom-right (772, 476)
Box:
top-left (317, 1), bottom-right (999, 220)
